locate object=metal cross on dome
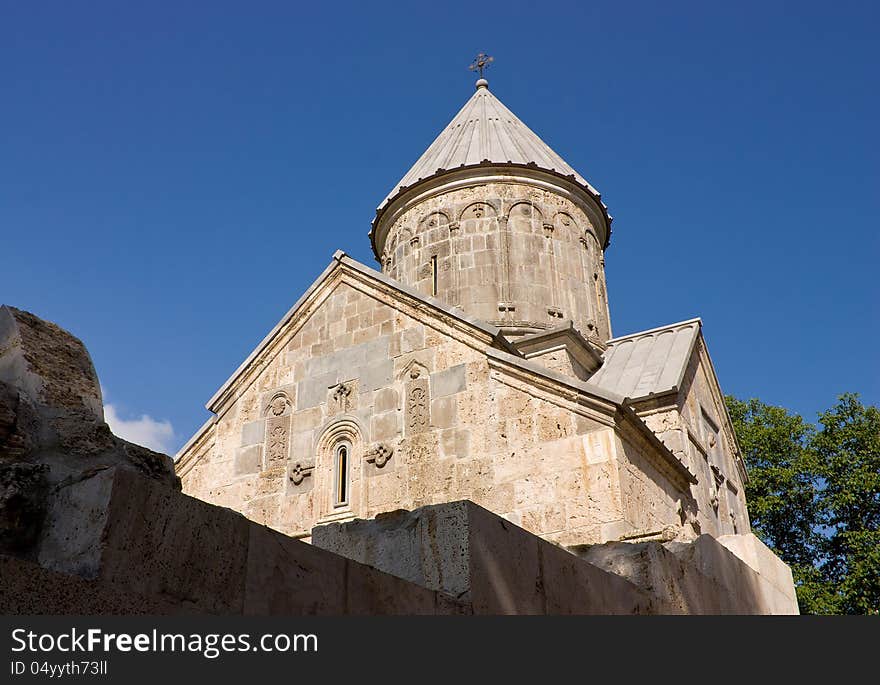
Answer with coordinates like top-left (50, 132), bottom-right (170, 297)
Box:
top-left (468, 52), bottom-right (494, 79)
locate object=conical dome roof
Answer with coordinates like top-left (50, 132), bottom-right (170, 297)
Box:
top-left (378, 80), bottom-right (601, 209)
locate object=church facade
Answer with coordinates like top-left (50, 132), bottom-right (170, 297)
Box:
top-left (176, 77), bottom-right (750, 549)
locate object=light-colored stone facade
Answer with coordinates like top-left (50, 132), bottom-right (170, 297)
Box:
top-left (177, 256), bottom-right (720, 547)
top-left (176, 80), bottom-right (752, 562)
top-left (635, 338), bottom-right (750, 539)
top-left (374, 176), bottom-right (611, 342)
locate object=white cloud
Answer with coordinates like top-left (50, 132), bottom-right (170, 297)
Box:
top-left (104, 403), bottom-right (175, 454)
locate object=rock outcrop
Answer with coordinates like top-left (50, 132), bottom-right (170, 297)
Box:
top-left (0, 305), bottom-right (178, 565)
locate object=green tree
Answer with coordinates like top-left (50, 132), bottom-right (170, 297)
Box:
top-left (725, 396), bottom-right (820, 599)
top-left (811, 393), bottom-right (880, 614)
top-left (725, 393), bottom-right (880, 614)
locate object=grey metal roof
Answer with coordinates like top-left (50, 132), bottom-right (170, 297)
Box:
top-left (588, 319), bottom-right (702, 401)
top-left (379, 81), bottom-right (597, 208)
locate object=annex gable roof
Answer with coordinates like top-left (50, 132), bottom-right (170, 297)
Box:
top-left (588, 319), bottom-right (703, 402)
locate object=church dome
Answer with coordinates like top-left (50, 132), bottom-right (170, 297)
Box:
top-left (371, 79), bottom-right (612, 257)
top-left (371, 78), bottom-right (614, 341)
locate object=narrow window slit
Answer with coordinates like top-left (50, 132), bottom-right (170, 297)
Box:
top-left (335, 444), bottom-right (349, 506)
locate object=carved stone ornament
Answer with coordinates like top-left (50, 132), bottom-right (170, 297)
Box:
top-left (366, 443), bottom-right (393, 468)
top-left (265, 416), bottom-right (289, 465)
top-left (331, 382), bottom-right (353, 412)
top-left (289, 461), bottom-right (314, 485)
top-left (268, 395), bottom-right (289, 417)
top-left (408, 386), bottom-right (428, 431)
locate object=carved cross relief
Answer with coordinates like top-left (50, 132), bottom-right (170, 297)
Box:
top-left (265, 417), bottom-right (289, 467)
top-left (365, 443), bottom-right (393, 469)
top-left (289, 460), bottom-right (314, 486)
top-left (330, 382), bottom-right (354, 413)
top-left (404, 364), bottom-right (430, 435)
top-left (263, 393), bottom-right (291, 469)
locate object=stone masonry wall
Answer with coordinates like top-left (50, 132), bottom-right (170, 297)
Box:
top-left (376, 182), bottom-right (611, 341)
top-left (179, 279), bottom-right (690, 547)
top-left (635, 339), bottom-right (749, 539)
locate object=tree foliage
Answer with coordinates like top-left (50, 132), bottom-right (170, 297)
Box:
top-left (726, 393), bottom-right (880, 614)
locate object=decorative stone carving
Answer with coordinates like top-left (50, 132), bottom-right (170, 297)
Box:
top-left (265, 415), bottom-right (290, 466)
top-left (407, 385), bottom-right (428, 434)
top-left (543, 222), bottom-right (554, 237)
top-left (420, 212), bottom-right (449, 230)
top-left (330, 382), bottom-right (354, 413)
top-left (461, 202), bottom-right (495, 220)
top-left (547, 307), bottom-right (564, 319)
top-left (403, 364), bottom-right (430, 437)
top-left (289, 461), bottom-right (314, 485)
top-left (365, 443), bottom-right (393, 468)
top-left (448, 221), bottom-right (460, 234)
top-left (267, 394), bottom-right (290, 417)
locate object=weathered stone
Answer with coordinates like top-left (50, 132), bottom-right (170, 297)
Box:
top-left (235, 445), bottom-right (262, 475)
top-left (431, 364), bottom-right (466, 398)
top-left (313, 500), bottom-right (656, 614)
top-left (0, 461), bottom-right (49, 557)
top-left (0, 305), bottom-right (178, 565)
top-left (240, 420), bottom-right (264, 446)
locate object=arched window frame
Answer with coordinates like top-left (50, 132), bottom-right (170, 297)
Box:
top-left (315, 417), bottom-right (364, 519)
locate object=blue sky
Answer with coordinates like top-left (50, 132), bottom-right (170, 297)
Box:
top-left (2, 1), bottom-right (877, 453)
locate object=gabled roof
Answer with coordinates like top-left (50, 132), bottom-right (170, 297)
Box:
top-left (588, 319), bottom-right (702, 401)
top-left (378, 81), bottom-right (598, 209)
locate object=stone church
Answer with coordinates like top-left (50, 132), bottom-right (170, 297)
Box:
top-left (176, 75), bottom-right (752, 551)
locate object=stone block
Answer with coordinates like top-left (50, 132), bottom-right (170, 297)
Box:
top-left (99, 468), bottom-right (251, 613)
top-left (240, 420), bottom-right (264, 446)
top-left (430, 396), bottom-right (457, 429)
top-left (430, 363), bottom-right (467, 398)
top-left (577, 532), bottom-right (799, 615)
top-left (235, 445), bottom-right (262, 475)
top-left (312, 499), bottom-right (655, 614)
top-left (243, 523), bottom-right (346, 615)
top-left (371, 410), bottom-right (399, 442)
top-left (360, 358), bottom-right (393, 391)
top-left (374, 387), bottom-right (398, 413)
top-left (0, 555), bottom-right (200, 615)
top-left (296, 371), bottom-right (337, 410)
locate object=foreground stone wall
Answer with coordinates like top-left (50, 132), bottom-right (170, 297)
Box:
top-left (313, 500), bottom-right (662, 614)
top-left (314, 500), bottom-right (799, 615)
top-left (1, 467), bottom-right (466, 615)
top-left (178, 275), bottom-right (691, 547)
